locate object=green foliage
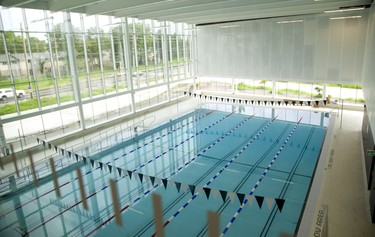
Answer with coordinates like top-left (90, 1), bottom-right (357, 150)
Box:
top-left (0, 95), bottom-right (74, 116)
top-left (314, 87), bottom-right (322, 97)
top-left (0, 104), bottom-right (16, 115)
top-left (0, 31), bottom-right (47, 54)
top-left (50, 24), bottom-right (66, 51)
top-left (237, 82), bottom-right (272, 92)
top-left (277, 88), bottom-right (317, 97)
top-left (327, 83), bottom-right (362, 89)
top-left (344, 97), bottom-right (365, 103)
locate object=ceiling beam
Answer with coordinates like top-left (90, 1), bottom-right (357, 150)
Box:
top-left (1, 0), bottom-right (37, 8)
top-left (84, 0), bottom-right (178, 15)
top-left (19, 1), bottom-right (49, 10)
top-left (114, 0), bottom-right (371, 20)
top-left (49, 0), bottom-right (106, 12)
top-left (165, 1), bottom-right (370, 24)
top-left (184, 1), bottom-right (370, 21)
top-left (131, 0), bottom-right (315, 20)
top-left (114, 0), bottom-right (244, 18)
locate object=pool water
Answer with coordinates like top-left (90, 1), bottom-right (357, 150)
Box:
top-left (0, 107), bottom-right (328, 237)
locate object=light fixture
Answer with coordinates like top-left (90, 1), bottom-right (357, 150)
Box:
top-left (219, 25), bottom-right (240, 28)
top-left (330, 16), bottom-right (362, 20)
top-left (324, 7), bottom-right (365, 13)
top-left (150, 25), bottom-right (169, 29)
top-left (277, 20), bottom-right (303, 24)
top-left (103, 22), bottom-right (123, 26)
top-left (30, 17), bottom-right (53, 23)
top-left (184, 28), bottom-right (199, 31)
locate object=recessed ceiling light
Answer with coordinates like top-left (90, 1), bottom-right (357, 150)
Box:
top-left (325, 7), bottom-right (365, 13)
top-left (184, 28), bottom-right (199, 31)
top-left (330, 16), bottom-right (362, 20)
top-left (219, 25), bottom-right (240, 28)
top-left (277, 20), bottom-right (304, 24)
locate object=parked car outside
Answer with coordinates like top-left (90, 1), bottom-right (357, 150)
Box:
top-left (0, 88), bottom-right (25, 101)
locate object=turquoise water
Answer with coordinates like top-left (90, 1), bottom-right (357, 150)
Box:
top-left (0, 107), bottom-right (328, 237)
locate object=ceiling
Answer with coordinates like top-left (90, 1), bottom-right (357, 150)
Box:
top-left (0, 0), bottom-right (373, 25)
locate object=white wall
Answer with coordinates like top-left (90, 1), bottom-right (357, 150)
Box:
top-left (362, 4), bottom-right (375, 137)
top-left (197, 11), bottom-right (369, 84)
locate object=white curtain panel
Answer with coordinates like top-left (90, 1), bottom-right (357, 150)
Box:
top-left (197, 11), bottom-right (369, 84)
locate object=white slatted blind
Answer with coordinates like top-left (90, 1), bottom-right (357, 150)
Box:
top-left (362, 5), bottom-right (375, 136)
top-left (197, 11), bottom-right (369, 84)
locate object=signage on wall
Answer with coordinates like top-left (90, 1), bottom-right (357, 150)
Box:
top-left (366, 150), bottom-right (375, 156)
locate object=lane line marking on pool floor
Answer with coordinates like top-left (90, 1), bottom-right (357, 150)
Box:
top-left (130, 112), bottom-right (236, 173)
top-left (221, 117), bottom-right (303, 236)
top-left (27, 113), bottom-right (251, 236)
top-left (150, 115), bottom-right (279, 237)
top-left (5, 112), bottom-right (215, 216)
top-left (193, 162), bottom-right (207, 166)
top-left (128, 207), bottom-right (144, 215)
top-left (84, 113), bottom-right (257, 237)
top-left (225, 169), bottom-right (240, 173)
top-left (272, 178), bottom-right (294, 184)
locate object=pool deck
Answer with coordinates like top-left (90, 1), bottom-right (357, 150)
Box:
top-left (306, 109), bottom-right (375, 237)
top-left (1, 98), bottom-right (375, 236)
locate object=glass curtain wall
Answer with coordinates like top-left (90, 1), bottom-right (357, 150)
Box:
top-left (197, 77), bottom-right (364, 105)
top-left (0, 8), bottom-right (194, 153)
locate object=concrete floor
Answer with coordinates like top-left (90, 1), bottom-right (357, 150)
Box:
top-left (1, 98), bottom-right (375, 236)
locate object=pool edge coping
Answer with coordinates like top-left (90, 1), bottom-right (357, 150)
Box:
top-left (296, 112), bottom-right (337, 237)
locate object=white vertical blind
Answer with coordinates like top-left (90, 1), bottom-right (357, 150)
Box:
top-left (362, 4), bottom-right (375, 136)
top-left (197, 11), bottom-right (369, 84)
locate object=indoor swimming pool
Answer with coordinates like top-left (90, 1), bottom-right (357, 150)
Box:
top-left (0, 105), bottom-right (329, 237)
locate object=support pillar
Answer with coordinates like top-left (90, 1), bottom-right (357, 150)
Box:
top-left (64, 12), bottom-right (86, 130)
top-left (122, 17), bottom-right (136, 113)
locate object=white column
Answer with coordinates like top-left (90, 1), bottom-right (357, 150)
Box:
top-left (22, 9), bottom-right (42, 110)
top-left (64, 12), bottom-right (86, 130)
top-left (44, 11), bottom-right (61, 105)
top-left (162, 21), bottom-right (171, 101)
top-left (272, 80), bottom-right (276, 98)
top-left (122, 18), bottom-right (136, 113)
top-left (232, 78), bottom-right (235, 94)
top-left (95, 15), bottom-right (106, 95)
top-left (80, 14), bottom-right (93, 98)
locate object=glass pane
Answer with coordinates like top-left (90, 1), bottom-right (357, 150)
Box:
top-left (112, 24), bottom-right (127, 91)
top-left (83, 103), bottom-right (95, 127)
top-left (106, 96), bottom-right (120, 120)
top-left (74, 32), bottom-right (91, 99)
top-left (60, 106), bottom-right (81, 133)
top-left (154, 34), bottom-right (164, 83)
top-left (101, 33), bottom-right (116, 94)
top-left (170, 80), bottom-right (193, 100)
top-left (118, 93), bottom-right (132, 116)
top-left (41, 110), bottom-right (63, 139)
top-left (236, 79), bottom-right (272, 97)
top-left (86, 32), bottom-right (104, 96)
top-left (326, 84), bottom-right (364, 105)
top-left (0, 84), bottom-right (17, 117)
top-left (169, 35), bottom-right (178, 81)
